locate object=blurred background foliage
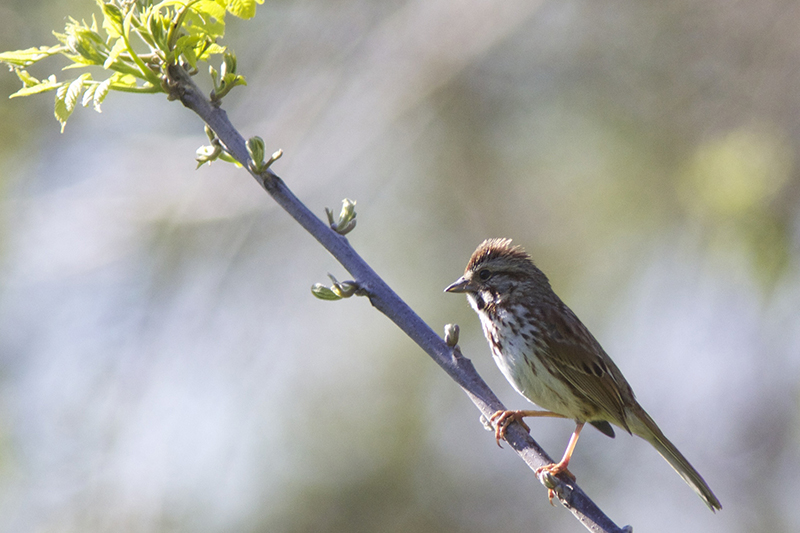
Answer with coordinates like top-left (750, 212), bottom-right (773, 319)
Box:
top-left (1, 0), bottom-right (799, 532)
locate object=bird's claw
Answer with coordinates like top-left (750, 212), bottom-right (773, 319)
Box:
top-left (535, 462), bottom-right (576, 480)
top-left (489, 410), bottom-right (531, 448)
top-left (536, 463), bottom-right (576, 505)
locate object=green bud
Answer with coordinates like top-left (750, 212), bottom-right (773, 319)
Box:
top-left (336, 219), bottom-right (357, 236)
top-left (311, 284), bottom-right (342, 301)
top-left (266, 149), bottom-right (283, 167)
top-left (247, 136), bottom-right (265, 161)
top-left (68, 27), bottom-right (107, 63)
top-left (223, 52), bottom-right (237, 75)
top-left (338, 198), bottom-right (356, 225)
top-left (246, 136), bottom-right (266, 172)
top-left (195, 144), bottom-right (221, 167)
top-left (327, 198), bottom-right (357, 235)
top-left (218, 151), bottom-right (239, 165)
top-left (311, 274), bottom-right (364, 300)
top-left (149, 12), bottom-right (167, 51)
top-left (444, 323), bottom-right (460, 347)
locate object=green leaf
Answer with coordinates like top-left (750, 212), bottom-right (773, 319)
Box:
top-left (3, 0), bottom-right (259, 128)
top-left (82, 83), bottom-right (98, 107)
top-left (65, 74), bottom-right (90, 113)
top-left (223, 72), bottom-right (246, 90)
top-left (0, 45), bottom-right (65, 67)
top-left (184, 7), bottom-right (226, 40)
top-left (99, 1), bottom-right (124, 38)
top-left (103, 38), bottom-right (127, 69)
top-left (54, 85), bottom-right (73, 132)
top-left (197, 0), bottom-right (228, 22)
top-left (198, 42), bottom-right (226, 60)
top-left (109, 72), bottom-right (138, 88)
top-left (10, 75), bottom-right (63, 98)
top-left (122, 8), bottom-right (136, 42)
top-left (15, 69), bottom-right (40, 86)
top-left (218, 151), bottom-right (240, 165)
top-left (175, 34), bottom-right (203, 54)
top-left (65, 20), bottom-right (108, 64)
top-left (179, 39), bottom-right (200, 68)
top-left (147, 10), bottom-right (169, 51)
top-left (14, 69), bottom-right (41, 87)
top-left (226, 0), bottom-right (264, 20)
top-left (93, 76), bottom-right (112, 112)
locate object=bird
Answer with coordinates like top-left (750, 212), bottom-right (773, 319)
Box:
top-left (445, 238), bottom-right (721, 511)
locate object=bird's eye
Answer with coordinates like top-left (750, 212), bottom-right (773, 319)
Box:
top-left (478, 269), bottom-right (492, 281)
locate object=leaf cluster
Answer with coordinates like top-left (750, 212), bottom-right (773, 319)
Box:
top-left (0, 0), bottom-right (262, 131)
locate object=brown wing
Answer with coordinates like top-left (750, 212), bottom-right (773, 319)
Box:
top-left (538, 302), bottom-right (635, 433)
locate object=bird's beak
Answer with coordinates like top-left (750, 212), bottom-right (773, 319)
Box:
top-left (444, 276), bottom-right (476, 293)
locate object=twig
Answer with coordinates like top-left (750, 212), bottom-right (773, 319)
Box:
top-left (166, 64), bottom-right (630, 533)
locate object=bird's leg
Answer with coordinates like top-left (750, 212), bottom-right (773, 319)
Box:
top-left (537, 421), bottom-right (584, 476)
top-left (489, 409), bottom-right (567, 448)
top-left (536, 421), bottom-right (585, 504)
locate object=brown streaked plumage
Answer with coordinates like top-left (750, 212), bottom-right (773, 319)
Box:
top-left (445, 238), bottom-right (721, 511)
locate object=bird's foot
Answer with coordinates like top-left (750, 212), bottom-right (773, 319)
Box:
top-left (535, 462), bottom-right (576, 505)
top-left (535, 462), bottom-right (575, 479)
top-left (489, 410), bottom-right (531, 448)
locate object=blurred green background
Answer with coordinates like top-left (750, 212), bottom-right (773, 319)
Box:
top-left (1, 0), bottom-right (799, 532)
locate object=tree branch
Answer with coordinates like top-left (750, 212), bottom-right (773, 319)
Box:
top-left (166, 64), bottom-right (630, 533)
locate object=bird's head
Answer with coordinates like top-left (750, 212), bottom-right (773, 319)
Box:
top-left (445, 238), bottom-right (551, 309)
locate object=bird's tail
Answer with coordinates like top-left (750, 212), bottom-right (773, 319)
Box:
top-left (629, 407), bottom-right (722, 511)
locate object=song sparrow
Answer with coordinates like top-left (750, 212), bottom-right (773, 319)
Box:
top-left (445, 238), bottom-right (721, 511)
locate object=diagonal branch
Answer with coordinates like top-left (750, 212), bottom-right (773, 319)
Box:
top-left (166, 64), bottom-right (630, 533)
